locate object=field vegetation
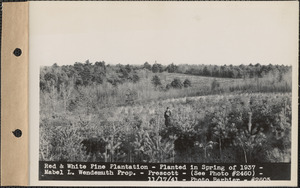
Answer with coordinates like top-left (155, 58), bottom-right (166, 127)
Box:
top-left (40, 61), bottom-right (292, 163)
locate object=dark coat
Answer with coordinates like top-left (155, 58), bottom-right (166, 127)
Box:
top-left (164, 110), bottom-right (171, 127)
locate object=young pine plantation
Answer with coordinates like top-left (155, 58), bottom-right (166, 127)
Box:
top-left (40, 62), bottom-right (292, 163)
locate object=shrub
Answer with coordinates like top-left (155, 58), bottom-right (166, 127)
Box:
top-left (183, 79), bottom-right (192, 88)
top-left (151, 75), bottom-right (162, 88)
top-left (211, 79), bottom-right (220, 91)
top-left (131, 74), bottom-right (140, 83)
top-left (166, 84), bottom-right (171, 90)
top-left (171, 78), bottom-right (183, 89)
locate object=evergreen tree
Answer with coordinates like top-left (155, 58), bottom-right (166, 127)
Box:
top-left (151, 75), bottom-right (162, 87)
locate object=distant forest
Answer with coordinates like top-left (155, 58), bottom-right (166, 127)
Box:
top-left (40, 61), bottom-right (291, 92)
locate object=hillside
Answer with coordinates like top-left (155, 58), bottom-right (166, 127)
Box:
top-left (40, 62), bottom-right (291, 112)
top-left (39, 62), bottom-right (292, 163)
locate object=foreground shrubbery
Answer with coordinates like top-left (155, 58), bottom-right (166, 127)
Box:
top-left (40, 93), bottom-right (291, 163)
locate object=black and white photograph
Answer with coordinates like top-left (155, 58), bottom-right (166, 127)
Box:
top-left (28, 1), bottom-right (298, 185)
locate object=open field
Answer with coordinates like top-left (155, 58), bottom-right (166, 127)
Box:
top-left (40, 68), bottom-right (291, 113)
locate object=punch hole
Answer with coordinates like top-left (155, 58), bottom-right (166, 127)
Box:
top-left (13, 48), bottom-right (22, 57)
top-left (12, 129), bottom-right (22, 138)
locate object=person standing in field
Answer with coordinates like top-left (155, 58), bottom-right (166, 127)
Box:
top-left (164, 107), bottom-right (171, 127)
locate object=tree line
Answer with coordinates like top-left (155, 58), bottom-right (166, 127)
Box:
top-left (145, 62), bottom-right (291, 79)
top-left (40, 60), bottom-right (291, 93)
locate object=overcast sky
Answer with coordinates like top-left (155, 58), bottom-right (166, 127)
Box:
top-left (29, 1), bottom-right (298, 66)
